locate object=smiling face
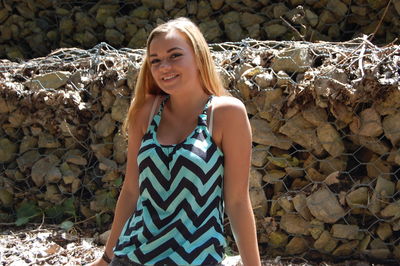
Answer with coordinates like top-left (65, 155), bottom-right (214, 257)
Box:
top-left (148, 30), bottom-right (202, 95)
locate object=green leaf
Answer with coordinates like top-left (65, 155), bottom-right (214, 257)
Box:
top-left (45, 205), bottom-right (64, 221)
top-left (62, 197), bottom-right (76, 217)
top-left (60, 220), bottom-right (74, 231)
top-left (16, 201), bottom-right (41, 219)
top-left (15, 216), bottom-right (30, 226)
top-left (114, 177), bottom-right (123, 187)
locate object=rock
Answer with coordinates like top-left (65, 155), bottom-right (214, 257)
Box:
top-left (317, 122), bottom-right (345, 158)
top-left (102, 170), bottom-right (119, 182)
top-left (197, 1), bottom-right (212, 19)
top-left (251, 145), bottom-right (268, 167)
top-left (163, 0), bottom-right (177, 11)
top-left (71, 178), bottom-right (81, 194)
top-left (272, 3), bottom-right (289, 18)
top-left (8, 110), bottom-right (26, 127)
top-left (263, 170), bottom-right (286, 184)
top-left (95, 5), bottom-right (119, 25)
top-left (91, 143), bottom-right (112, 159)
top-left (305, 168), bottom-right (325, 182)
top-left (306, 188), bottom-right (345, 223)
top-left (279, 114), bottom-right (324, 155)
top-left (17, 150), bottom-right (41, 172)
top-left (331, 224), bottom-right (359, 240)
top-left (302, 104), bottom-right (328, 126)
top-left (45, 184), bottom-right (62, 203)
top-left (271, 46), bottom-right (313, 73)
top-left (278, 196), bottom-right (294, 212)
top-left (105, 29), bottom-right (124, 47)
top-left (332, 240), bottom-right (359, 256)
top-left (368, 239), bottom-right (390, 259)
top-left (113, 132), bottom-right (127, 164)
top-left (25, 71), bottom-right (70, 90)
top-left (380, 200), bottom-right (400, 219)
top-left (101, 90), bottom-right (116, 111)
top-left (240, 12), bottom-right (264, 28)
top-left (285, 167), bottom-right (304, 178)
top-left (253, 89), bottom-right (284, 121)
top-left (94, 114), bottom-right (115, 138)
top-left (350, 108), bottom-right (383, 137)
top-left (319, 156), bottom-right (347, 176)
top-left (346, 187), bottom-right (368, 213)
top-left (395, 0), bottom-right (400, 16)
top-left (0, 138), bottom-right (18, 163)
top-left (327, 0), bottom-right (348, 18)
top-left (280, 213), bottom-right (310, 235)
top-left (111, 97), bottom-right (129, 123)
top-left (99, 157), bottom-right (118, 172)
top-left (65, 154), bottom-right (87, 166)
top-left (31, 155), bottom-right (60, 187)
top-left (314, 231), bottom-right (338, 253)
top-left (305, 9), bottom-right (318, 27)
top-left (210, 0), bottom-right (224, 10)
top-left (128, 28), bottom-right (147, 48)
top-left (46, 166), bottom-right (62, 183)
top-left (250, 117), bottom-right (292, 150)
top-left (249, 189), bottom-right (268, 218)
top-left (308, 219), bottom-right (324, 239)
top-left (225, 22), bottom-right (243, 42)
top-left (199, 20), bottom-right (222, 41)
top-left (38, 133), bottom-right (60, 148)
top-left (264, 24), bottom-right (287, 40)
top-left (276, 71), bottom-right (292, 87)
top-left (285, 237), bottom-right (308, 255)
top-left (330, 102), bottom-right (353, 125)
top-left (254, 72), bottom-right (275, 88)
top-left (382, 112), bottom-right (400, 146)
top-left (268, 231), bottom-right (288, 248)
top-left (348, 135), bottom-right (390, 155)
top-left (60, 162), bottom-right (76, 184)
top-left (374, 177), bottom-right (395, 198)
top-left (351, 6), bottom-right (368, 16)
top-left (293, 193), bottom-right (312, 220)
top-left (99, 230), bottom-right (111, 245)
top-left (376, 223), bottom-right (392, 241)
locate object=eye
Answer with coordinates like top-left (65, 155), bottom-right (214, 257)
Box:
top-left (170, 53), bottom-right (182, 59)
top-left (150, 58), bottom-right (160, 65)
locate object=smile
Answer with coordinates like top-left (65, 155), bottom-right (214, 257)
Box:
top-left (162, 74), bottom-right (179, 81)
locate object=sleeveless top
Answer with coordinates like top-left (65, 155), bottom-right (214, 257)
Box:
top-left (114, 95), bottom-right (226, 265)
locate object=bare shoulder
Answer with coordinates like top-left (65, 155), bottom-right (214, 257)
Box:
top-left (132, 94), bottom-right (160, 134)
top-left (212, 95), bottom-right (247, 118)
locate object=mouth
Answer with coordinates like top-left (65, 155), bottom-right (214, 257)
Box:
top-left (161, 74), bottom-right (179, 81)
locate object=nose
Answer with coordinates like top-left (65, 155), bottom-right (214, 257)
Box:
top-left (159, 59), bottom-right (171, 71)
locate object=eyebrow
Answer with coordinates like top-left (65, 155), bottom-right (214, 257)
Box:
top-left (149, 47), bottom-right (183, 57)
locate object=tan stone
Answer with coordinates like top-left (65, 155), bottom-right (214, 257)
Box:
top-left (293, 193), bottom-right (312, 220)
top-left (307, 188), bottom-right (345, 223)
top-left (314, 231), bottom-right (338, 253)
top-left (285, 237), bottom-right (308, 255)
top-left (250, 117), bottom-right (292, 150)
top-left (268, 231), bottom-right (288, 248)
top-left (280, 213), bottom-right (310, 235)
top-left (331, 224), bottom-right (359, 240)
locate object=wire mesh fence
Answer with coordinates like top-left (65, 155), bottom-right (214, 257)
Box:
top-left (0, 38), bottom-right (400, 264)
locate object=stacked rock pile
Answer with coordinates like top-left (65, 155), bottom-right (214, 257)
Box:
top-left (1, 39), bottom-right (400, 262)
top-left (0, 0), bottom-right (399, 60)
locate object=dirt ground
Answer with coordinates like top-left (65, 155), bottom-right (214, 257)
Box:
top-left (0, 224), bottom-right (385, 266)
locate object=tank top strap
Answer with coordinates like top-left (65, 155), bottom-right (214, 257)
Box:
top-left (198, 95), bottom-right (214, 127)
top-left (153, 95), bottom-right (169, 127)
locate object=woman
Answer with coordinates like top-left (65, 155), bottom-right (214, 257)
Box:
top-left (89, 17), bottom-right (260, 265)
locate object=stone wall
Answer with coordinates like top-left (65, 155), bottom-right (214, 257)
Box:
top-left (1, 40), bottom-right (400, 262)
top-left (0, 0), bottom-right (399, 60)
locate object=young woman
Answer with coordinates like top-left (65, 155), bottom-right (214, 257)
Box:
top-left (89, 17), bottom-right (260, 265)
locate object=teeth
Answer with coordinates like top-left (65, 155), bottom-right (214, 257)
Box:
top-left (162, 74), bottom-right (177, 80)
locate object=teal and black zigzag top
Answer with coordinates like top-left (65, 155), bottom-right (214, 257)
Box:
top-left (114, 95), bottom-right (226, 265)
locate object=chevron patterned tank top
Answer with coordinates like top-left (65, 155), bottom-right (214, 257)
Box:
top-left (114, 95), bottom-right (226, 265)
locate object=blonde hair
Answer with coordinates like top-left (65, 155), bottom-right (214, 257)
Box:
top-left (122, 17), bottom-right (225, 135)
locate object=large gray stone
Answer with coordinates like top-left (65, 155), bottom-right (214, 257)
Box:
top-left (317, 122), bottom-right (345, 158)
top-left (382, 112), bottom-right (400, 146)
top-left (94, 114), bottom-right (116, 138)
top-left (271, 46), bottom-right (313, 73)
top-left (280, 213), bottom-right (310, 235)
top-left (306, 188), bottom-right (345, 223)
top-left (25, 71), bottom-right (70, 90)
top-left (250, 117), bottom-right (292, 150)
top-left (350, 108), bottom-right (383, 137)
top-left (31, 154), bottom-right (60, 187)
top-left (331, 224), bottom-right (359, 240)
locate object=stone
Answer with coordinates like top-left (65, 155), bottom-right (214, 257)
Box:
top-left (249, 189), bottom-right (268, 218)
top-left (197, 1), bottom-right (212, 19)
top-left (225, 22), bottom-right (243, 42)
top-left (263, 170), bottom-right (286, 184)
top-left (99, 229), bottom-right (111, 245)
top-left (254, 72), bottom-right (275, 88)
top-left (60, 162), bottom-right (76, 184)
top-left (46, 166), bottom-right (62, 183)
top-left (91, 144), bottom-right (112, 159)
top-left (101, 90), bottom-right (116, 111)
top-left (102, 170), bottom-right (119, 182)
top-left (279, 114), bottom-right (324, 155)
top-left (45, 184), bottom-right (62, 203)
top-left (94, 114), bottom-right (116, 138)
top-left (111, 97), bottom-right (129, 123)
top-left (305, 9), bottom-right (318, 27)
top-left (273, 3), bottom-right (289, 18)
top-left (250, 117), bottom-right (292, 150)
top-left (395, 0), bottom-right (400, 16)
top-left (65, 154), bottom-right (87, 166)
top-left (332, 240), bottom-right (359, 256)
top-left (0, 188), bottom-right (13, 207)
top-left (374, 177), bottom-right (395, 198)
top-left (25, 71), bottom-right (70, 90)
top-left (99, 157), bottom-right (118, 172)
top-left (128, 28), bottom-right (147, 48)
top-left (293, 193), bottom-right (312, 220)
top-left (17, 150), bottom-right (41, 172)
top-left (382, 112), bottom-right (400, 146)
top-left (264, 24), bottom-right (287, 40)
top-left (319, 156), bottom-right (347, 176)
top-left (268, 231), bottom-right (288, 248)
top-left (240, 12), bottom-right (264, 28)
top-left (8, 110), bottom-right (26, 127)
top-left (350, 108), bottom-right (383, 137)
top-left (317, 122), bottom-right (345, 158)
top-left (327, 0), bottom-right (348, 18)
top-left (368, 239), bottom-right (390, 259)
top-left (105, 29), bottom-right (124, 47)
top-left (348, 135), bottom-right (390, 155)
top-left (96, 5), bottom-right (119, 25)
top-left (38, 133), bottom-right (60, 149)
top-left (280, 213), bottom-right (310, 235)
top-left (0, 138), bottom-right (18, 163)
top-left (314, 231), bottom-right (338, 253)
top-left (285, 167), bottom-right (304, 178)
top-left (253, 89), bottom-right (284, 121)
top-left (222, 11), bottom-right (240, 25)
top-left (305, 168), bottom-right (325, 182)
top-left (346, 187), bottom-right (368, 212)
top-left (306, 188), bottom-right (345, 223)
top-left (271, 46), bottom-right (313, 73)
top-left (351, 5), bottom-right (368, 16)
top-left (31, 155), bottom-right (60, 187)
top-left (376, 223), bottom-right (392, 241)
top-left (331, 224), bottom-right (359, 240)
top-left (302, 104), bottom-right (328, 127)
top-left (113, 132), bottom-right (127, 164)
top-left (380, 199), bottom-right (400, 219)
top-left (251, 145), bottom-right (268, 167)
top-left (210, 0), bottom-right (224, 10)
top-left (285, 237), bottom-right (308, 255)
top-left (71, 179), bottom-right (81, 194)
top-left (308, 219), bottom-right (324, 239)
top-left (278, 196), bottom-right (294, 212)
top-left (199, 20), bottom-right (222, 41)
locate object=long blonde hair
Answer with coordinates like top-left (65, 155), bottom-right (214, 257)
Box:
top-left (122, 17), bottom-right (225, 135)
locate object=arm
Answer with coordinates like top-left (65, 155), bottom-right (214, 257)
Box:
top-left (219, 97), bottom-right (261, 266)
top-left (89, 96), bottom-right (155, 265)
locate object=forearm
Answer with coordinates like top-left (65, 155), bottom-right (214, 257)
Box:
top-left (104, 187), bottom-right (138, 258)
top-left (226, 198), bottom-right (261, 266)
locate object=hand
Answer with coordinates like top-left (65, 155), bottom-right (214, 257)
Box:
top-left (86, 257), bottom-right (109, 266)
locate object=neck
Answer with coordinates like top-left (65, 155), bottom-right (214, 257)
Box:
top-left (167, 89), bottom-right (209, 118)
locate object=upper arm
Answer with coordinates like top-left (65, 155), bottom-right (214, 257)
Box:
top-left (217, 97), bottom-right (252, 209)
